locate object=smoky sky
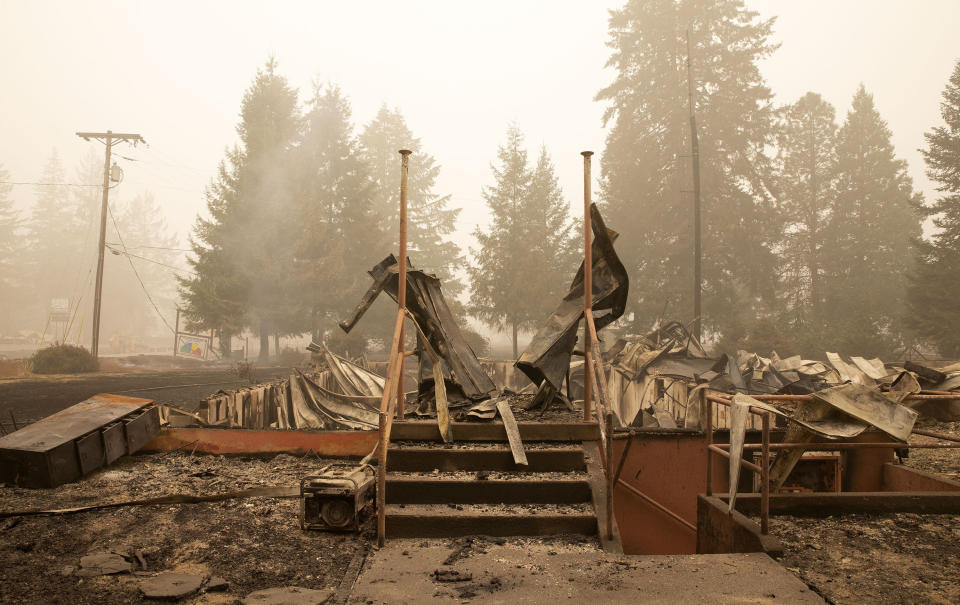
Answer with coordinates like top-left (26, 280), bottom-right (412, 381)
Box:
top-left (2, 0), bottom-right (958, 253)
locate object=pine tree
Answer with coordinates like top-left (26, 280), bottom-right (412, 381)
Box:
top-left (181, 59), bottom-right (301, 359)
top-left (27, 149), bottom-right (81, 332)
top-left (468, 125), bottom-right (575, 358)
top-left (100, 191), bottom-right (181, 343)
top-left (0, 164), bottom-right (21, 333)
top-left (821, 85), bottom-right (922, 357)
top-left (294, 84), bottom-right (385, 355)
top-left (596, 0), bottom-right (778, 342)
top-left (773, 92), bottom-right (838, 337)
top-left (908, 60), bottom-right (960, 356)
top-left (359, 104), bottom-right (463, 297)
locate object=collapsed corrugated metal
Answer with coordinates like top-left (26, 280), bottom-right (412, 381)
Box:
top-left (198, 350), bottom-right (396, 430)
top-left (340, 254), bottom-right (497, 413)
top-left (604, 321), bottom-right (960, 429)
top-left (516, 203), bottom-right (629, 410)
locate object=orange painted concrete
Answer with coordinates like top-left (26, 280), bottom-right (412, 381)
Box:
top-left (143, 427), bottom-right (377, 457)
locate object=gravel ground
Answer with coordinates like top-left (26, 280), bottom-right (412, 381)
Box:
top-left (773, 513), bottom-right (960, 604)
top-left (904, 420), bottom-right (960, 482)
top-left (0, 452), bottom-right (369, 604)
top-left (769, 419), bottom-right (960, 604)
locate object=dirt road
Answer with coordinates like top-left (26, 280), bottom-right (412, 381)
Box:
top-left (0, 365), bottom-right (292, 428)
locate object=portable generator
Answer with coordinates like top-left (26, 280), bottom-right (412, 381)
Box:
top-left (299, 464), bottom-right (375, 531)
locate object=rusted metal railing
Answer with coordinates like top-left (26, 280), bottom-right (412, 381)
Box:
top-left (704, 391), bottom-right (960, 536)
top-left (704, 395), bottom-right (771, 533)
top-left (373, 149), bottom-right (413, 547)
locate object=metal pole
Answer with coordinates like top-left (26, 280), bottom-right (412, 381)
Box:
top-left (686, 31), bottom-right (702, 343)
top-left (760, 412), bottom-right (770, 534)
top-left (397, 150), bottom-right (412, 420)
top-left (581, 151), bottom-right (593, 422)
top-left (90, 132), bottom-right (113, 358)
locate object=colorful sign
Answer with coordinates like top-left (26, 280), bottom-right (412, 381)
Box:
top-left (176, 334), bottom-right (210, 359)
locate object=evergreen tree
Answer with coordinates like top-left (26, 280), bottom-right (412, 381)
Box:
top-left (181, 149), bottom-right (248, 352)
top-left (100, 191), bottom-right (181, 343)
top-left (821, 85), bottom-right (922, 357)
top-left (773, 92), bottom-right (838, 337)
top-left (359, 104), bottom-right (464, 297)
top-left (181, 59), bottom-right (301, 359)
top-left (27, 149), bottom-right (80, 332)
top-left (0, 164), bottom-right (21, 333)
top-left (294, 84), bottom-right (384, 355)
top-left (596, 0), bottom-right (778, 343)
top-left (908, 60), bottom-right (960, 356)
top-left (468, 125), bottom-right (575, 358)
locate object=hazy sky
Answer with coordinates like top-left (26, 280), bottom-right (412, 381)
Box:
top-left (2, 0), bottom-right (959, 259)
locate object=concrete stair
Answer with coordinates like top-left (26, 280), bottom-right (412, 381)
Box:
top-left (383, 421), bottom-right (600, 538)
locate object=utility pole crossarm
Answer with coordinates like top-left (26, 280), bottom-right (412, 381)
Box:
top-left (75, 132), bottom-right (147, 145)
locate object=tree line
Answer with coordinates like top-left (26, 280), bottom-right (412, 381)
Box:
top-left (0, 150), bottom-right (179, 348)
top-left (179, 58), bottom-right (582, 361)
top-left (598, 0), bottom-right (960, 360)
top-left (6, 0), bottom-right (960, 362)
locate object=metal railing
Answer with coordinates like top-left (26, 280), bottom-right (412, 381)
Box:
top-left (703, 391), bottom-right (960, 535)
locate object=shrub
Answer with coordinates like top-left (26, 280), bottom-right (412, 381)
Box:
top-left (30, 344), bottom-right (99, 374)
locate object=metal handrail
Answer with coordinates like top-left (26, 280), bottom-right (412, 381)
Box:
top-left (705, 394), bottom-right (771, 533)
top-left (703, 392), bottom-right (960, 536)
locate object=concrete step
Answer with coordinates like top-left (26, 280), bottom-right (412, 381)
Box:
top-left (385, 503), bottom-right (597, 538)
top-left (386, 446), bottom-right (586, 472)
top-left (390, 421), bottom-right (599, 442)
top-left (385, 475), bottom-right (592, 504)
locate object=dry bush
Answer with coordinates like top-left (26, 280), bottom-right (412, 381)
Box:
top-left (29, 344), bottom-right (99, 374)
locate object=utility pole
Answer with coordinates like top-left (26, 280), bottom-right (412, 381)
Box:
top-left (76, 131), bottom-right (146, 358)
top-left (686, 31), bottom-right (703, 344)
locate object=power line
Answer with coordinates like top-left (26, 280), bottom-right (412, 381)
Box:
top-left (0, 181), bottom-right (100, 187)
top-left (106, 204), bottom-right (176, 334)
top-left (106, 243), bottom-right (193, 252)
top-left (105, 244), bottom-right (196, 275)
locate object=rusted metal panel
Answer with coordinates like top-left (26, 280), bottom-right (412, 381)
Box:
top-left (76, 431), bottom-right (105, 475)
top-left (102, 422), bottom-right (126, 464)
top-left (611, 434), bottom-right (705, 555)
top-left (124, 406), bottom-right (161, 453)
top-left (696, 495), bottom-right (783, 556)
top-left (881, 463), bottom-right (960, 492)
top-left (142, 427), bottom-right (378, 457)
top-left (0, 394), bottom-right (155, 487)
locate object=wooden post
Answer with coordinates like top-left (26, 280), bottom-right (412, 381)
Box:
top-left (173, 308), bottom-right (180, 357)
top-left (582, 151), bottom-right (593, 422)
top-left (397, 150), bottom-right (412, 420)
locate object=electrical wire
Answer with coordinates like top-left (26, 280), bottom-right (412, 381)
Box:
top-left (105, 244), bottom-right (196, 276)
top-left (105, 243), bottom-right (193, 252)
top-left (0, 181), bottom-right (100, 187)
top-left (106, 205), bottom-right (177, 334)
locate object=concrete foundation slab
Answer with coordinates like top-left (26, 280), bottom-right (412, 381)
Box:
top-left (348, 539), bottom-right (823, 604)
